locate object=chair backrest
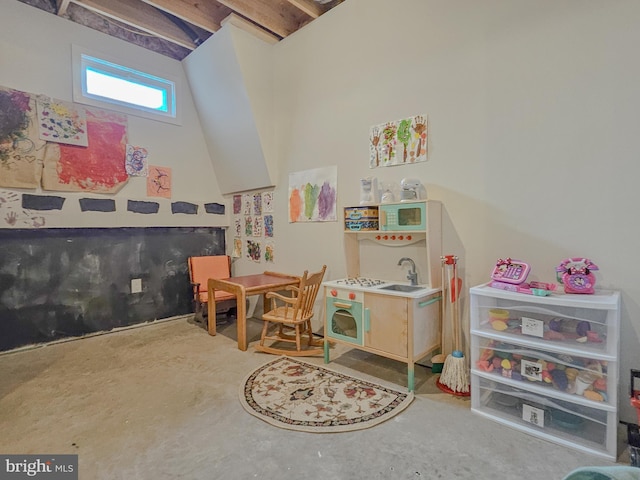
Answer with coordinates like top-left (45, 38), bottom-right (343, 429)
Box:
top-left (294, 265), bottom-right (327, 321)
top-left (188, 255), bottom-right (231, 294)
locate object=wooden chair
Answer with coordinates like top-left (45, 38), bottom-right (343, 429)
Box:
top-left (255, 265), bottom-right (327, 356)
top-left (188, 255), bottom-right (237, 328)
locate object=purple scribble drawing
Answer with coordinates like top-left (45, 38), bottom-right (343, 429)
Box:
top-left (233, 195), bottom-right (241, 214)
top-left (317, 181), bottom-right (336, 220)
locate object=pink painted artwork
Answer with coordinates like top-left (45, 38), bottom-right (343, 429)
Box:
top-left (42, 108), bottom-right (128, 193)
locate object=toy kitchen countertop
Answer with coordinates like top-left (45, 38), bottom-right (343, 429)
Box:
top-left (323, 277), bottom-right (440, 298)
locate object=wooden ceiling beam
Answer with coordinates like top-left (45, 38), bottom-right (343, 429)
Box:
top-left (139, 0), bottom-right (231, 33)
top-left (214, 0), bottom-right (307, 38)
top-left (285, 0), bottom-right (326, 19)
top-left (55, 0), bottom-right (72, 16)
top-left (72, 0), bottom-right (198, 50)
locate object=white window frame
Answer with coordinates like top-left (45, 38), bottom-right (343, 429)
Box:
top-left (72, 45), bottom-right (181, 125)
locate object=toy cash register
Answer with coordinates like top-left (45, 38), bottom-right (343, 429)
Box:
top-left (491, 258), bottom-right (530, 284)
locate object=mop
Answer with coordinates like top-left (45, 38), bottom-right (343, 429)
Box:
top-left (437, 255), bottom-right (470, 395)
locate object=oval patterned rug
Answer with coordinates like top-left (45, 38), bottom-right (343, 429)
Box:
top-left (239, 356), bottom-right (414, 432)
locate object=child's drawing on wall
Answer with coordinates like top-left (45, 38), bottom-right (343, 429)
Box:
top-left (234, 217), bottom-right (242, 237)
top-left (288, 166), bottom-right (337, 223)
top-left (244, 216), bottom-right (253, 236)
top-left (253, 216), bottom-right (263, 237)
top-left (262, 191), bottom-right (274, 213)
top-left (125, 145), bottom-right (148, 176)
top-left (36, 98), bottom-right (88, 147)
top-left (233, 195), bottom-right (242, 214)
top-left (264, 214), bottom-right (273, 237)
top-left (253, 193), bottom-right (262, 216)
top-left (242, 194), bottom-right (251, 215)
top-left (0, 189), bottom-right (45, 228)
top-left (247, 240), bottom-right (261, 262)
top-left (232, 238), bottom-right (242, 258)
top-left (369, 114), bottom-right (428, 168)
top-left (264, 243), bottom-right (274, 263)
top-left (147, 165), bottom-right (171, 198)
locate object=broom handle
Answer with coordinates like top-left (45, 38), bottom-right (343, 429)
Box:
top-left (453, 258), bottom-right (460, 351)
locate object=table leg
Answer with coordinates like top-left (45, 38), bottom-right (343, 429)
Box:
top-left (236, 287), bottom-right (248, 351)
top-left (207, 280), bottom-right (217, 336)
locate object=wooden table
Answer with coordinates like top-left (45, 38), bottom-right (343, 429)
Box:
top-left (207, 271), bottom-right (300, 351)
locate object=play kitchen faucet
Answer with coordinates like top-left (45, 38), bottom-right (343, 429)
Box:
top-left (398, 257), bottom-right (418, 285)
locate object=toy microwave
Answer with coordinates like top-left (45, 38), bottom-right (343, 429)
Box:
top-left (379, 201), bottom-right (426, 231)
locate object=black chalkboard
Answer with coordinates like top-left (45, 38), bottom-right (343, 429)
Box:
top-left (0, 227), bottom-right (225, 351)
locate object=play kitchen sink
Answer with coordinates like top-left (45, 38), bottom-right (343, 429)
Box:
top-left (323, 277), bottom-right (442, 391)
top-left (380, 284), bottom-right (423, 293)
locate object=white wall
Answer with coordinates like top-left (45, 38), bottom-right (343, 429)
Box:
top-left (265, 0), bottom-right (640, 423)
top-left (0, 1), bottom-right (226, 228)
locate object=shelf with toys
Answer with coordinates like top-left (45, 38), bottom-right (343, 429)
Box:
top-left (470, 257), bottom-right (620, 460)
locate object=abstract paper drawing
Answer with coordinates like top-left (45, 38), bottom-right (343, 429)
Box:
top-left (247, 240), bottom-right (261, 262)
top-left (0, 87), bottom-right (45, 189)
top-left (288, 166), bottom-right (337, 223)
top-left (369, 114), bottom-right (428, 168)
top-left (42, 108), bottom-right (128, 193)
top-left (125, 145), bottom-right (149, 176)
top-left (233, 195), bottom-right (242, 214)
top-left (36, 98), bottom-right (88, 146)
top-left (147, 165), bottom-right (172, 198)
top-left (245, 216), bottom-right (253, 236)
top-left (264, 214), bottom-right (274, 237)
top-left (264, 243), bottom-right (274, 263)
top-left (234, 217), bottom-right (242, 237)
top-left (233, 238), bottom-right (242, 258)
top-left (253, 193), bottom-right (262, 216)
top-left (242, 194), bottom-right (252, 215)
top-left (253, 216), bottom-right (263, 237)
top-left (262, 192), bottom-right (274, 213)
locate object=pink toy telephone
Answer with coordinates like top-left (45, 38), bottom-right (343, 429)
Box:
top-left (556, 257), bottom-right (598, 294)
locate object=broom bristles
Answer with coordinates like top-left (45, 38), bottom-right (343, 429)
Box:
top-left (440, 353), bottom-right (469, 393)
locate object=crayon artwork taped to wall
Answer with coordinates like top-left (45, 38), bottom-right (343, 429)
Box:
top-left (36, 97), bottom-right (88, 147)
top-left (234, 217), bottom-right (242, 237)
top-left (147, 165), bottom-right (172, 198)
top-left (369, 114), bottom-right (428, 168)
top-left (42, 107), bottom-right (129, 193)
top-left (262, 192), bottom-right (274, 213)
top-left (253, 216), bottom-right (263, 237)
top-left (0, 87), bottom-right (46, 189)
top-left (288, 166), bottom-right (337, 223)
top-left (233, 238), bottom-right (242, 258)
top-left (242, 194), bottom-right (252, 215)
top-left (244, 216), bottom-right (253, 236)
top-left (233, 195), bottom-right (242, 214)
top-left (264, 214), bottom-right (274, 237)
top-left (247, 239), bottom-right (261, 262)
top-left (264, 242), bottom-right (274, 263)
top-left (253, 193), bottom-right (262, 216)
top-left (125, 144), bottom-right (149, 176)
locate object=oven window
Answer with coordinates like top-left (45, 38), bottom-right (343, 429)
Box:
top-left (398, 207), bottom-right (421, 226)
top-left (332, 310), bottom-right (358, 339)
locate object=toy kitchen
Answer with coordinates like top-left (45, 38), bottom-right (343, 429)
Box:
top-left (323, 183), bottom-right (445, 391)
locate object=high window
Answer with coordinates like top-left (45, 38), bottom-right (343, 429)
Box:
top-left (72, 45), bottom-right (180, 125)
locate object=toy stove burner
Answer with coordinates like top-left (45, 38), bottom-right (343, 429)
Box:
top-left (336, 277), bottom-right (387, 288)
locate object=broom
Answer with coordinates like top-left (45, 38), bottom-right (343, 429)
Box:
top-left (438, 255), bottom-right (470, 394)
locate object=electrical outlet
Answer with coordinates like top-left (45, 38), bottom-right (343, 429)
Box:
top-left (131, 278), bottom-right (142, 294)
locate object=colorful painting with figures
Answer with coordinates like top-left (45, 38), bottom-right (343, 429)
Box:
top-left (288, 166), bottom-right (337, 223)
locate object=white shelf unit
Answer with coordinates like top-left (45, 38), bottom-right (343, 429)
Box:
top-left (469, 284), bottom-right (620, 460)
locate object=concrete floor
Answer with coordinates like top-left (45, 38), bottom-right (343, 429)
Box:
top-left (0, 315), bottom-right (628, 479)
